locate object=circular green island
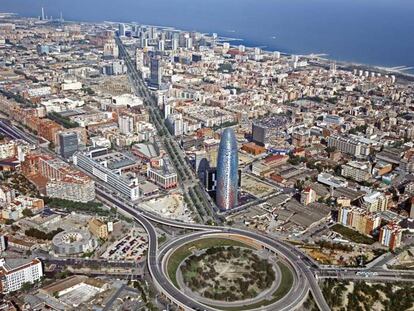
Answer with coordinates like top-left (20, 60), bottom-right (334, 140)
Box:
top-left (165, 237), bottom-right (295, 310)
top-left (181, 246), bottom-right (275, 301)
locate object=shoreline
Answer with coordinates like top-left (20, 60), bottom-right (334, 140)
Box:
top-left (3, 12), bottom-right (414, 80)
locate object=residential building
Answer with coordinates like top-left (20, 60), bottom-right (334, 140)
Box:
top-left (362, 191), bottom-right (388, 212)
top-left (338, 206), bottom-right (381, 236)
top-left (21, 153), bottom-right (95, 202)
top-left (0, 258), bottom-right (43, 294)
top-left (301, 187), bottom-right (317, 206)
top-left (379, 223), bottom-right (402, 250)
top-left (341, 161), bottom-right (371, 182)
top-left (88, 218), bottom-right (109, 240)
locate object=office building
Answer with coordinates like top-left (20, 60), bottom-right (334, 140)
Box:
top-left (149, 56), bottom-right (162, 89)
top-left (73, 148), bottom-right (140, 200)
top-left (0, 258), bottom-right (43, 294)
top-left (317, 173), bottom-right (348, 189)
top-left (323, 114), bottom-right (344, 125)
top-left (59, 132), bottom-right (79, 159)
top-left (216, 128), bottom-right (239, 210)
top-left (36, 44), bottom-right (50, 55)
top-left (147, 157), bottom-right (178, 189)
top-left (118, 23), bottom-right (126, 37)
top-left (252, 116), bottom-right (288, 146)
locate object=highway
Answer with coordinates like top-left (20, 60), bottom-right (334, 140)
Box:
top-left (96, 187), bottom-right (331, 311)
top-left (158, 231), bottom-right (309, 311)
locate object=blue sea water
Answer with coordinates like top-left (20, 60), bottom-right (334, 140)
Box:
top-left (1, 0), bottom-right (414, 72)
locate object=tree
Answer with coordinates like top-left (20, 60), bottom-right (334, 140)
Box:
top-left (326, 146), bottom-right (336, 153)
top-left (22, 208), bottom-right (33, 217)
top-left (21, 282), bottom-right (33, 292)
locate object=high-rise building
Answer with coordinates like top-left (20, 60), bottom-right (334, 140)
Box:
top-left (251, 117), bottom-right (289, 147)
top-left (118, 23), bottom-right (126, 37)
top-left (172, 38), bottom-right (179, 51)
top-left (150, 56), bottom-right (162, 89)
top-left (379, 223), bottom-right (402, 250)
top-left (164, 103), bottom-right (171, 119)
top-left (216, 128), bottom-right (239, 210)
top-left (252, 122), bottom-right (268, 146)
top-left (158, 40), bottom-right (165, 51)
top-left (118, 115), bottom-right (134, 135)
top-left (59, 132), bottom-right (79, 159)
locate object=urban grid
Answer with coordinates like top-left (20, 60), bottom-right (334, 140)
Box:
top-left (0, 6), bottom-right (413, 311)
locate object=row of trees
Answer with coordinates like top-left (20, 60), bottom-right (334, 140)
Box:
top-left (48, 111), bottom-right (80, 129)
top-left (25, 227), bottom-right (63, 240)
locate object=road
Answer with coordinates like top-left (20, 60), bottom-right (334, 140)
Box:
top-left (116, 37), bottom-right (219, 223)
top-left (0, 119), bottom-right (37, 145)
top-left (96, 187), bottom-right (331, 311)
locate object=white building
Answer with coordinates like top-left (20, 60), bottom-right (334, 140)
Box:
top-left (111, 94), bottom-right (143, 107)
top-left (61, 79), bottom-right (82, 91)
top-left (0, 258), bottom-right (43, 293)
top-left (363, 191), bottom-right (388, 212)
top-left (118, 115), bottom-right (134, 135)
top-left (0, 141), bottom-right (16, 160)
top-left (317, 173), bottom-right (348, 189)
top-left (328, 135), bottom-right (362, 157)
top-left (73, 149), bottom-right (140, 200)
top-left (341, 161), bottom-right (371, 182)
top-left (166, 113), bottom-right (184, 136)
top-left (27, 86), bottom-right (51, 97)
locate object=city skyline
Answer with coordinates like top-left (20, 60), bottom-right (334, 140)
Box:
top-left (0, 6), bottom-right (413, 311)
top-left (0, 1), bottom-right (413, 71)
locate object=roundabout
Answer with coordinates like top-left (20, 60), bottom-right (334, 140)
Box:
top-left (96, 187), bottom-right (331, 311)
top-left (160, 233), bottom-right (307, 311)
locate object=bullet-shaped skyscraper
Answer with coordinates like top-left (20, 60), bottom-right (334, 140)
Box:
top-left (216, 128), bottom-right (238, 210)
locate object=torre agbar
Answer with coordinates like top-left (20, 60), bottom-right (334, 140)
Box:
top-left (216, 128), bottom-right (239, 210)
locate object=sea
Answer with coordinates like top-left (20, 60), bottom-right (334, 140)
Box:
top-left (1, 0), bottom-right (414, 73)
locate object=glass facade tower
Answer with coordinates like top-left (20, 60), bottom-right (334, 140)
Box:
top-left (216, 128), bottom-right (238, 210)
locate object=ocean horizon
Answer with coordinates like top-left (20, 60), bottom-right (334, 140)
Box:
top-left (1, 0), bottom-right (413, 74)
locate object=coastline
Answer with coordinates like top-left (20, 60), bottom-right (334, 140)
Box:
top-left (4, 12), bottom-right (414, 80)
